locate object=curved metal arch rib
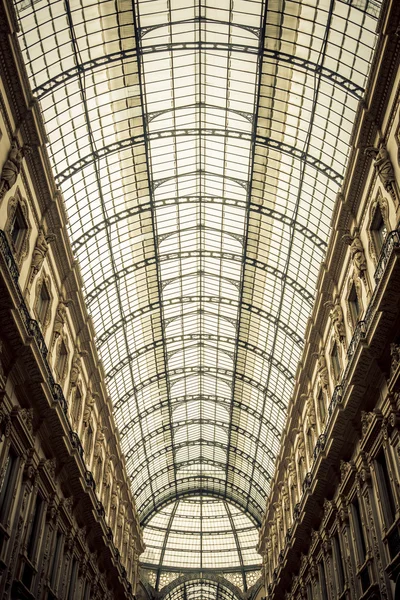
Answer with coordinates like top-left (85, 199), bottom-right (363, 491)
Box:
top-left (132, 461), bottom-right (269, 509)
top-left (105, 335), bottom-right (296, 382)
top-left (71, 196), bottom-right (327, 251)
top-left (122, 419), bottom-right (277, 465)
top-left (97, 295), bottom-right (304, 349)
top-left (85, 252), bottom-right (315, 308)
top-left (33, 46), bottom-right (364, 100)
top-left (55, 130), bottom-right (343, 185)
top-left (139, 484), bottom-right (263, 528)
top-left (127, 440), bottom-right (273, 484)
top-left (159, 574), bottom-right (245, 600)
top-left (118, 394), bottom-right (282, 441)
top-left (112, 367), bottom-right (288, 413)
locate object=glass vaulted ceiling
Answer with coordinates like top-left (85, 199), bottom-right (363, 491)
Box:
top-left (15, 0), bottom-right (379, 576)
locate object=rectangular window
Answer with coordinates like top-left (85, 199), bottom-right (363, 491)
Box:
top-left (49, 530), bottom-right (63, 589)
top-left (10, 203), bottom-right (27, 254)
top-left (333, 533), bottom-right (345, 594)
top-left (348, 283), bottom-right (360, 326)
top-left (0, 448), bottom-right (18, 523)
top-left (37, 283), bottom-right (50, 325)
top-left (318, 560), bottom-right (328, 600)
top-left (67, 557), bottom-right (78, 600)
top-left (375, 450), bottom-right (396, 527)
top-left (331, 343), bottom-right (341, 381)
top-left (56, 341), bottom-right (67, 381)
top-left (318, 388), bottom-right (326, 423)
top-left (351, 497), bottom-right (366, 564)
top-left (371, 206), bottom-right (387, 255)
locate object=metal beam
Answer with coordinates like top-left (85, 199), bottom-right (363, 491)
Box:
top-left (138, 482), bottom-right (263, 527)
top-left (33, 47), bottom-right (364, 100)
top-left (116, 392), bottom-right (282, 439)
top-left (121, 419), bottom-right (277, 464)
top-left (127, 441), bottom-right (272, 484)
top-left (105, 334), bottom-right (296, 382)
top-left (71, 195), bottom-right (327, 251)
top-left (97, 295), bottom-right (303, 349)
top-left (55, 132), bottom-right (343, 185)
top-left (155, 501), bottom-right (178, 590)
top-left (111, 366), bottom-right (288, 414)
top-left (132, 459), bottom-right (268, 507)
top-left (224, 501), bottom-right (247, 591)
top-left (85, 253), bottom-right (315, 308)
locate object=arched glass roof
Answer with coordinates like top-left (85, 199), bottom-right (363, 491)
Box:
top-left (163, 577), bottom-right (241, 600)
top-left (14, 0), bottom-right (381, 585)
top-left (141, 495), bottom-right (259, 588)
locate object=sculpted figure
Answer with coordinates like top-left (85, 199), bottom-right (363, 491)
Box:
top-left (94, 426), bottom-right (106, 458)
top-left (103, 455), bottom-right (113, 487)
top-left (117, 502), bottom-right (125, 528)
top-left (343, 232), bottom-right (367, 278)
top-left (366, 145), bottom-right (396, 198)
top-left (69, 352), bottom-right (82, 388)
top-left (111, 484), bottom-right (119, 510)
top-left (314, 352), bottom-right (329, 390)
top-left (326, 300), bottom-right (346, 342)
top-left (53, 300), bottom-right (71, 339)
top-left (288, 456), bottom-right (297, 486)
top-left (83, 387), bottom-right (96, 426)
top-left (297, 430), bottom-right (305, 460)
top-left (31, 228), bottom-right (56, 275)
top-left (0, 141), bottom-right (24, 201)
top-left (306, 396), bottom-right (316, 427)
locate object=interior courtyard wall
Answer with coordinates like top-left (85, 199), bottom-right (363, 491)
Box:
top-left (0, 0), bottom-right (145, 597)
top-left (258, 0), bottom-right (400, 598)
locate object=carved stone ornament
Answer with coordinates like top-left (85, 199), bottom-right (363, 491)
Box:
top-left (62, 495), bottom-right (74, 514)
top-left (0, 407), bottom-right (11, 439)
top-left (0, 140), bottom-right (24, 202)
top-left (361, 410), bottom-right (373, 437)
top-left (297, 430), bottom-right (306, 460)
top-left (346, 273), bottom-right (364, 330)
top-left (323, 498), bottom-right (333, 520)
top-left (367, 189), bottom-right (391, 262)
top-left (70, 354), bottom-right (81, 390)
top-left (46, 495), bottom-right (58, 521)
top-left (306, 395), bottom-right (316, 427)
top-left (45, 457), bottom-right (57, 479)
top-left (23, 448), bottom-right (37, 482)
top-left (93, 426), bottom-right (106, 458)
top-left (340, 460), bottom-right (351, 482)
top-left (390, 342), bottom-right (400, 379)
top-left (19, 407), bottom-right (34, 434)
top-left (52, 300), bottom-right (72, 340)
top-left (359, 452), bottom-right (372, 483)
top-left (111, 484), bottom-right (119, 509)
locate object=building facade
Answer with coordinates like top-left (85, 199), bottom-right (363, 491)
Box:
top-left (0, 0), bottom-right (144, 598)
top-left (258, 0), bottom-right (400, 598)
